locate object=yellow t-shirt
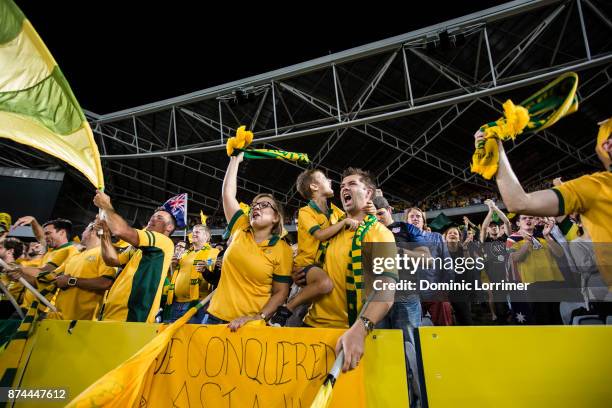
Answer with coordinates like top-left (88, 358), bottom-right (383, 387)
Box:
top-left (173, 245), bottom-right (220, 302)
top-left (47, 247), bottom-right (116, 321)
top-left (207, 210), bottom-right (293, 322)
top-left (294, 200), bottom-right (344, 268)
top-left (508, 236), bottom-right (564, 283)
top-left (20, 242), bottom-right (78, 309)
top-left (304, 220), bottom-right (398, 328)
top-left (553, 172), bottom-right (612, 286)
top-left (101, 229), bottom-right (174, 323)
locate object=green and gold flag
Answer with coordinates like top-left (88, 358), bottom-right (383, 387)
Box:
top-left (0, 0), bottom-right (104, 188)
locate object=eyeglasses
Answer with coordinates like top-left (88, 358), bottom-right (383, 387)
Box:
top-left (251, 201), bottom-right (277, 212)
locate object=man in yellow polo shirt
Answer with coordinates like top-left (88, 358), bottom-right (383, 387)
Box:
top-left (94, 191), bottom-right (175, 323)
top-left (304, 168), bottom-right (397, 372)
top-left (164, 224), bottom-right (219, 323)
top-left (43, 221), bottom-right (115, 321)
top-left (476, 117), bottom-right (612, 291)
top-left (9, 218), bottom-right (78, 315)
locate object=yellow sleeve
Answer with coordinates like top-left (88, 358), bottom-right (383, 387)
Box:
top-left (298, 207), bottom-right (322, 236)
top-left (272, 242), bottom-right (293, 284)
top-left (331, 205), bottom-right (345, 223)
top-left (552, 173), bottom-right (600, 215)
top-left (136, 230), bottom-right (174, 254)
top-left (46, 247), bottom-right (72, 268)
top-left (137, 229), bottom-right (157, 248)
top-left (365, 225), bottom-right (398, 281)
top-left (224, 209), bottom-right (250, 239)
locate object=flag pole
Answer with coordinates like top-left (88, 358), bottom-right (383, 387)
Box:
top-left (310, 292), bottom-right (376, 408)
top-left (184, 193), bottom-right (189, 241)
top-left (0, 258), bottom-right (58, 312)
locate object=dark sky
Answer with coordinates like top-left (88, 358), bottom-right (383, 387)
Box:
top-left (16, 1), bottom-right (506, 114)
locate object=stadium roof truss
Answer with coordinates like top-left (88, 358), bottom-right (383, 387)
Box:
top-left (2, 0), bottom-right (611, 224)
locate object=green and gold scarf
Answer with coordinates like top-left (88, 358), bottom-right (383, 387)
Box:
top-left (346, 214), bottom-right (378, 326)
top-left (226, 125), bottom-right (309, 165)
top-left (165, 244), bottom-right (213, 306)
top-left (471, 72), bottom-right (579, 179)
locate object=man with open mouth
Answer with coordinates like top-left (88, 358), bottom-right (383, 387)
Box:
top-left (303, 167), bottom-right (398, 373)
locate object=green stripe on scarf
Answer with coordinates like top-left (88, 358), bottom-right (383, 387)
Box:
top-left (0, 289), bottom-right (46, 388)
top-left (237, 148), bottom-right (310, 165)
top-left (346, 215), bottom-right (377, 326)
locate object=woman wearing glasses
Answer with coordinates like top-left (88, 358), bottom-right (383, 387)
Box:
top-left (202, 152), bottom-right (292, 329)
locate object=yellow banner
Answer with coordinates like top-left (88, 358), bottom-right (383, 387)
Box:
top-left (141, 324), bottom-right (364, 407)
top-left (13, 320), bottom-right (408, 407)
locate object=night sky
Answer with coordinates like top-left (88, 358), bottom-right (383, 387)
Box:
top-left (16, 1), bottom-right (506, 114)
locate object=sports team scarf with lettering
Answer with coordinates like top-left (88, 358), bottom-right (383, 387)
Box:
top-left (471, 72), bottom-right (579, 179)
top-left (346, 215), bottom-right (378, 326)
top-left (226, 125), bottom-right (310, 165)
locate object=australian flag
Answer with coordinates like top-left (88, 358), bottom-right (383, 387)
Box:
top-left (162, 193), bottom-right (187, 229)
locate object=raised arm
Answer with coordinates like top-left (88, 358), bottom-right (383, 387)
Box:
top-left (480, 203), bottom-right (494, 243)
top-left (495, 207), bottom-right (512, 238)
top-left (476, 132), bottom-right (560, 216)
top-left (13, 216), bottom-right (45, 245)
top-left (222, 153), bottom-right (243, 223)
top-left (95, 218), bottom-right (121, 267)
top-left (93, 190), bottom-right (139, 247)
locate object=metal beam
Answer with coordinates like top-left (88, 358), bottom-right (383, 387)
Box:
top-left (94, 125), bottom-right (300, 207)
top-left (411, 49), bottom-right (603, 167)
top-left (418, 63), bottom-right (609, 202)
top-left (279, 82), bottom-right (491, 191)
top-left (99, 54), bottom-right (612, 160)
top-left (583, 0), bottom-right (612, 30)
top-left (106, 162), bottom-right (219, 211)
top-left (92, 0), bottom-right (561, 122)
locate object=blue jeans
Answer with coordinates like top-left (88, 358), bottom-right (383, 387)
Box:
top-left (377, 296), bottom-right (422, 408)
top-left (200, 313), bottom-right (228, 325)
top-left (376, 296), bottom-right (421, 345)
top-left (163, 301), bottom-right (204, 324)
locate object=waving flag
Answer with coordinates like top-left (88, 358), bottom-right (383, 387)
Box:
top-left (0, 0), bottom-right (104, 188)
top-left (162, 194), bottom-right (188, 229)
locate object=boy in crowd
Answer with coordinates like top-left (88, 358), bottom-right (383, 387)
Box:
top-left (271, 169), bottom-right (358, 325)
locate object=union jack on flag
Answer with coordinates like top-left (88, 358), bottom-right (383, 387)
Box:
top-left (162, 193), bottom-right (188, 229)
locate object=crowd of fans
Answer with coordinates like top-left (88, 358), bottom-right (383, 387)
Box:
top-left (0, 124), bottom-right (610, 406)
